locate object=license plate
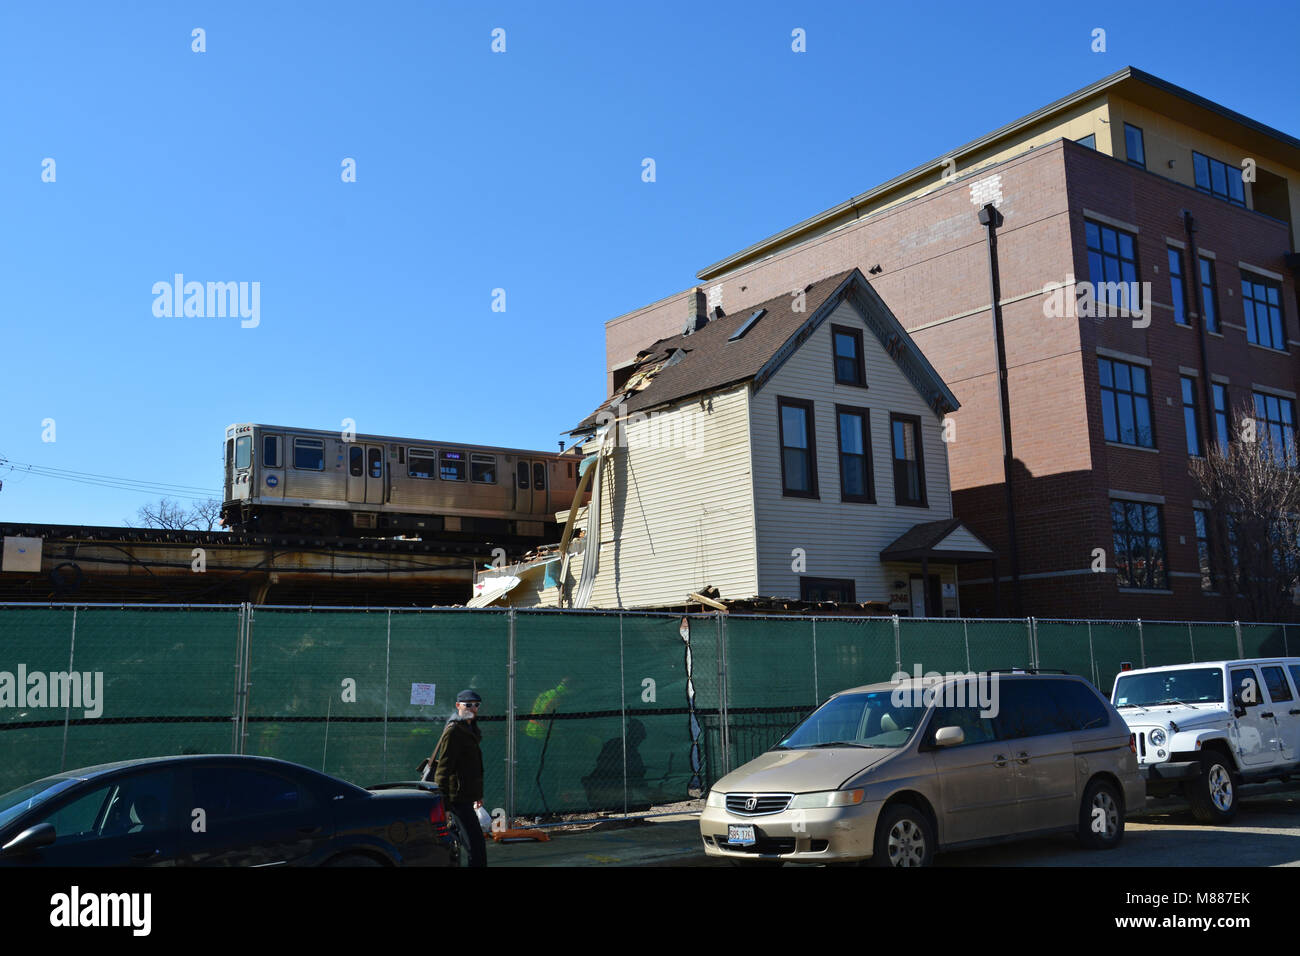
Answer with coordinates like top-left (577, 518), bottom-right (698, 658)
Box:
top-left (727, 824), bottom-right (756, 847)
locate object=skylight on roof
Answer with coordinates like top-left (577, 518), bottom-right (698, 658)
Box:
top-left (728, 308), bottom-right (766, 342)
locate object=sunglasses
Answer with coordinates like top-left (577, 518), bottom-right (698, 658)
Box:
top-left (462, 701), bottom-right (481, 707)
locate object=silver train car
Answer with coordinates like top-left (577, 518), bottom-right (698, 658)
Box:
top-left (222, 423), bottom-right (582, 538)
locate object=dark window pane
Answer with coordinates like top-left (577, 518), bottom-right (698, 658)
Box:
top-left (294, 439), bottom-right (324, 471)
top-left (533, 462), bottom-right (546, 490)
top-left (516, 462), bottom-right (529, 489)
top-left (350, 446), bottom-right (364, 477)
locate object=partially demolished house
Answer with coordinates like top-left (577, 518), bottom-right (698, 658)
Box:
top-left (472, 268), bottom-right (997, 615)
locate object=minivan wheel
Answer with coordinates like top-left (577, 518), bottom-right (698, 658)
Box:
top-left (1077, 779), bottom-right (1124, 850)
top-left (1186, 752), bottom-right (1238, 825)
top-left (871, 804), bottom-right (934, 868)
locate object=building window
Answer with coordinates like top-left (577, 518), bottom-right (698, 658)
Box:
top-left (1182, 376), bottom-right (1201, 457)
top-left (1099, 357), bottom-right (1155, 447)
top-left (1252, 391), bottom-right (1297, 467)
top-left (831, 325), bottom-right (866, 387)
top-left (1212, 383), bottom-right (1230, 455)
top-left (890, 413), bottom-right (927, 507)
top-left (1193, 151), bottom-right (1246, 207)
top-left (1193, 508), bottom-right (1217, 592)
top-left (1111, 499), bottom-right (1167, 589)
top-left (835, 405), bottom-right (874, 503)
top-left (1085, 220), bottom-right (1141, 316)
top-left (1124, 123), bottom-right (1145, 169)
top-left (1198, 257), bottom-right (1220, 334)
top-left (1076, 134), bottom-right (1096, 149)
top-left (471, 454), bottom-right (496, 484)
top-left (800, 577), bottom-right (856, 603)
top-left (1168, 247), bottom-right (1188, 326)
top-left (778, 397), bottom-right (818, 498)
top-left (293, 438), bottom-right (325, 471)
top-left (1242, 272), bottom-right (1285, 351)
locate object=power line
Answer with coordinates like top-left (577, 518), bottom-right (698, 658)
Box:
top-left (0, 457), bottom-right (220, 500)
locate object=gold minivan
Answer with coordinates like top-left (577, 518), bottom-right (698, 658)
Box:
top-left (700, 672), bottom-right (1143, 866)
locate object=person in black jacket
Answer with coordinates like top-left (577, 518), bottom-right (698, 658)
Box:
top-left (432, 689), bottom-right (487, 867)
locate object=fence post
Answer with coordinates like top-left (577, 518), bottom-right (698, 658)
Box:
top-left (1136, 618), bottom-right (1145, 669)
top-left (232, 604), bottom-right (245, 753)
top-left (1234, 620), bottom-right (1243, 658)
top-left (239, 603), bottom-right (254, 755)
top-left (811, 617), bottom-right (818, 706)
top-left (382, 610), bottom-right (391, 780)
top-left (1284, 623), bottom-right (1290, 657)
top-left (717, 612), bottom-right (730, 777)
top-left (1187, 622), bottom-right (1196, 662)
top-left (1087, 621), bottom-right (1097, 688)
top-left (618, 612), bottom-right (627, 815)
top-left (963, 619), bottom-right (971, 672)
top-left (892, 615), bottom-right (901, 674)
top-left (1029, 617), bottom-right (1038, 669)
top-left (507, 608), bottom-right (517, 822)
top-left (60, 607), bottom-right (78, 772)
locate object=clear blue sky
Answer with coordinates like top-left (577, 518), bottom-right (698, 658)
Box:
top-left (2, 0), bottom-right (1297, 526)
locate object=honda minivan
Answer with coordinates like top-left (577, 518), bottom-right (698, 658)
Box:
top-left (700, 671), bottom-right (1143, 866)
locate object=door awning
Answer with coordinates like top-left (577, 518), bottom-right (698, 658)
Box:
top-left (879, 518), bottom-right (996, 564)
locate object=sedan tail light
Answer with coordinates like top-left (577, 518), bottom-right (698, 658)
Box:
top-left (430, 800), bottom-right (449, 836)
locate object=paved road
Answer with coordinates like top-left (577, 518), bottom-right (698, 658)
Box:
top-left (487, 784), bottom-right (1300, 867)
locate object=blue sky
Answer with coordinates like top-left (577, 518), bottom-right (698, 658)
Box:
top-left (2, 0), bottom-right (1297, 526)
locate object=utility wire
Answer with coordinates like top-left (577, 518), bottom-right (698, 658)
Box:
top-left (0, 457), bottom-right (220, 499)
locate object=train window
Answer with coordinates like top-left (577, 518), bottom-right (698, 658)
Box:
top-left (471, 454), bottom-right (496, 484)
top-left (533, 462), bottom-right (546, 490)
top-left (294, 438), bottom-right (325, 471)
top-left (408, 449), bottom-right (435, 479)
top-left (368, 447), bottom-right (383, 479)
top-left (262, 436), bottom-right (281, 469)
top-left (235, 436), bottom-right (251, 470)
top-left (349, 446), bottom-right (364, 477)
top-left (440, 450), bottom-right (466, 481)
top-left (516, 462), bottom-right (529, 489)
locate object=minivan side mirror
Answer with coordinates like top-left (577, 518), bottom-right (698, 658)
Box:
top-left (0, 822), bottom-right (56, 856)
top-left (934, 726), bottom-right (966, 748)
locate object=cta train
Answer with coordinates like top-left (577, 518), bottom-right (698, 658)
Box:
top-left (221, 423), bottom-right (582, 539)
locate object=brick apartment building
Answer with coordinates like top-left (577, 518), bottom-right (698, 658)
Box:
top-left (599, 67), bottom-right (1300, 620)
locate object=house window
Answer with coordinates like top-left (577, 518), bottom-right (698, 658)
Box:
top-left (1123, 123), bottom-right (1145, 169)
top-left (1193, 151), bottom-right (1246, 207)
top-left (1242, 272), bottom-right (1285, 351)
top-left (1167, 247), bottom-right (1188, 326)
top-left (800, 577), bottom-right (856, 603)
top-left (1199, 257), bottom-right (1219, 334)
top-left (1193, 508), bottom-right (1217, 592)
top-left (835, 405), bottom-right (873, 503)
top-left (408, 448), bottom-right (435, 479)
top-left (1076, 134), bottom-right (1096, 149)
top-left (831, 325), bottom-right (866, 387)
top-left (1182, 376), bottom-right (1201, 457)
top-left (293, 438), bottom-right (325, 471)
top-left (778, 398), bottom-right (818, 498)
top-left (1252, 391), bottom-right (1297, 467)
top-left (1085, 220), bottom-right (1141, 316)
top-left (1111, 499), bottom-right (1167, 589)
top-left (1212, 383), bottom-right (1230, 455)
top-left (890, 414), bottom-right (926, 507)
top-left (1098, 357), bottom-right (1155, 447)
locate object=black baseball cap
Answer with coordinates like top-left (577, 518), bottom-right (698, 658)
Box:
top-left (456, 689), bottom-right (483, 703)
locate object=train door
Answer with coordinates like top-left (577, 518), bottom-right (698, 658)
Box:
top-left (260, 433), bottom-right (285, 500)
top-left (531, 460), bottom-right (548, 514)
top-left (365, 445), bottom-right (385, 504)
top-left (514, 459), bottom-right (531, 513)
top-left (346, 445), bottom-right (366, 503)
top-left (346, 444), bottom-right (385, 504)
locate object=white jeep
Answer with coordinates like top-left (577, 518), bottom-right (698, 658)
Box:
top-left (1111, 658), bottom-right (1300, 823)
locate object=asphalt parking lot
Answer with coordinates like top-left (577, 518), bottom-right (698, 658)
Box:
top-left (486, 783), bottom-right (1300, 867)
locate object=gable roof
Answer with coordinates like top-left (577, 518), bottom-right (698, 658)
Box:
top-left (879, 518), bottom-right (996, 563)
top-left (573, 268), bottom-right (960, 434)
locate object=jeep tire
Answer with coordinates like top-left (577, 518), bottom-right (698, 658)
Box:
top-left (1186, 751), bottom-right (1238, 824)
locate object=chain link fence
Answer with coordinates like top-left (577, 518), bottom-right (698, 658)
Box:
top-left (1, 605), bottom-right (1291, 817)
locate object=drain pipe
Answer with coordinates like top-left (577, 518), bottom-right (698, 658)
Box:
top-left (978, 202), bottom-right (1023, 616)
top-left (1182, 210), bottom-right (1215, 447)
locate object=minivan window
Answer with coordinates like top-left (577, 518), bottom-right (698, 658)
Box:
top-left (1113, 667), bottom-right (1224, 707)
top-left (1054, 680), bottom-right (1110, 730)
top-left (993, 681), bottom-right (1071, 739)
top-left (927, 703), bottom-right (997, 746)
top-left (777, 691), bottom-right (925, 750)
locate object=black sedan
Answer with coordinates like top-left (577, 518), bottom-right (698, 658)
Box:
top-left (0, 755), bottom-right (460, 867)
